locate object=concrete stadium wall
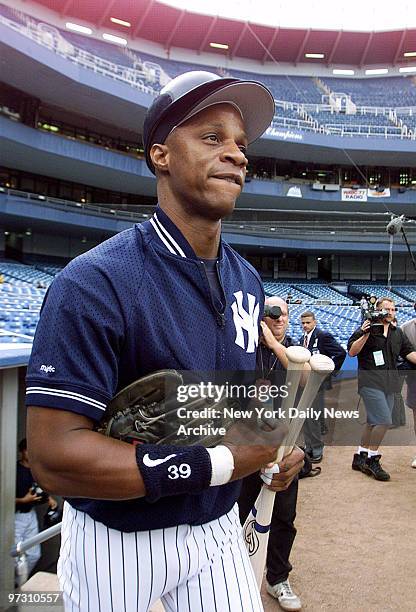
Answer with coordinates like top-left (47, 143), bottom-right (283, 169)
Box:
top-left (336, 254), bottom-right (416, 281)
top-left (26, 232), bottom-right (97, 260)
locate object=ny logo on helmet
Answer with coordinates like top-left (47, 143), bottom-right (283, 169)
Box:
top-left (231, 291), bottom-right (260, 353)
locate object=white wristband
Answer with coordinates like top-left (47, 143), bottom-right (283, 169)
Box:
top-left (207, 446), bottom-right (235, 486)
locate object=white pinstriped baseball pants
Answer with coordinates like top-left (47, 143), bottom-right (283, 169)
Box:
top-left (58, 502), bottom-right (263, 612)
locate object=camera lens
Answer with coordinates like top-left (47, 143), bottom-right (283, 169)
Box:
top-left (264, 305), bottom-right (282, 319)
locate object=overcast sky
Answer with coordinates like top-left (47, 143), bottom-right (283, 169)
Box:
top-left (160, 0), bottom-right (415, 31)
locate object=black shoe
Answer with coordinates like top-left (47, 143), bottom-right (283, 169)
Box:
top-left (352, 451), bottom-right (368, 472)
top-left (311, 452), bottom-right (323, 463)
top-left (363, 455), bottom-right (390, 481)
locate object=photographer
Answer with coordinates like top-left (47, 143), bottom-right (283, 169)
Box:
top-left (347, 297), bottom-right (416, 480)
top-left (15, 439), bottom-right (58, 579)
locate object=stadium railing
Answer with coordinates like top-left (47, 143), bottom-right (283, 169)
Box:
top-left (0, 187), bottom-right (144, 221)
top-left (0, 12), bottom-right (159, 96)
top-left (2, 8), bottom-right (416, 141)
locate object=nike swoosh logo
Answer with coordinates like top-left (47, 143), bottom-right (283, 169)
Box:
top-left (142, 453), bottom-right (177, 467)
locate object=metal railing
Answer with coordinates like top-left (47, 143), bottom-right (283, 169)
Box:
top-left (272, 99), bottom-right (416, 139)
top-left (0, 187), bottom-right (146, 221)
top-left (0, 330), bottom-right (34, 342)
top-left (0, 13), bottom-right (160, 96)
top-left (2, 10), bottom-right (416, 141)
top-left (11, 523), bottom-right (62, 586)
top-left (4, 187), bottom-right (416, 231)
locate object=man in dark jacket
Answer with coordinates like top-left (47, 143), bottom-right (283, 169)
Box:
top-left (299, 310), bottom-right (346, 462)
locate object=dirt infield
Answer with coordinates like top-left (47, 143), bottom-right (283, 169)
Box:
top-left (261, 438), bottom-right (416, 611)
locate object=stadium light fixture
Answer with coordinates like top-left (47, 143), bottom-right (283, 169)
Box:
top-left (209, 42), bottom-right (229, 50)
top-left (66, 22), bottom-right (92, 35)
top-left (365, 68), bottom-right (389, 75)
top-left (399, 66), bottom-right (416, 73)
top-left (102, 33), bottom-right (128, 45)
top-left (333, 69), bottom-right (355, 75)
top-left (41, 123), bottom-right (59, 132)
top-left (110, 17), bottom-right (131, 27)
top-left (305, 53), bottom-right (325, 59)
top-left (404, 51), bottom-right (416, 57)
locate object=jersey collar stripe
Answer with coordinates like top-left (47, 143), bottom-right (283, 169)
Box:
top-left (149, 218), bottom-right (177, 255)
top-left (26, 387), bottom-right (106, 409)
top-left (153, 213), bottom-right (186, 258)
top-left (153, 206), bottom-right (197, 258)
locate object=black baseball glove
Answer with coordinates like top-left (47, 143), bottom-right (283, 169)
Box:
top-left (97, 370), bottom-right (237, 447)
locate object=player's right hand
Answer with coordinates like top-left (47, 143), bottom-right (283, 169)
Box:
top-left (223, 420), bottom-right (287, 481)
top-left (361, 320), bottom-right (371, 334)
top-left (261, 446), bottom-right (305, 491)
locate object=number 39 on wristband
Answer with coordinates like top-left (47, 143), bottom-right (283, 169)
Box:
top-left (168, 464), bottom-right (191, 479)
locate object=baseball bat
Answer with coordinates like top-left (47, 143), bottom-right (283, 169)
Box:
top-left (280, 353), bottom-right (335, 453)
top-left (245, 353), bottom-right (335, 587)
top-left (277, 345), bottom-right (312, 432)
top-left (243, 346), bottom-right (311, 586)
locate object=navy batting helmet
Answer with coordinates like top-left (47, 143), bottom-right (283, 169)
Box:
top-left (143, 70), bottom-right (275, 174)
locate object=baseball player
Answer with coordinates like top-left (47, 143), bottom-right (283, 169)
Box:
top-left (26, 72), bottom-right (298, 611)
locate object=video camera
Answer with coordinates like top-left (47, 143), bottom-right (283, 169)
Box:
top-left (363, 309), bottom-right (389, 334)
top-left (363, 309), bottom-right (389, 323)
top-left (264, 305), bottom-right (282, 319)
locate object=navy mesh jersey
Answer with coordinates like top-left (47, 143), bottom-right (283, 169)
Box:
top-left (26, 207), bottom-right (264, 531)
